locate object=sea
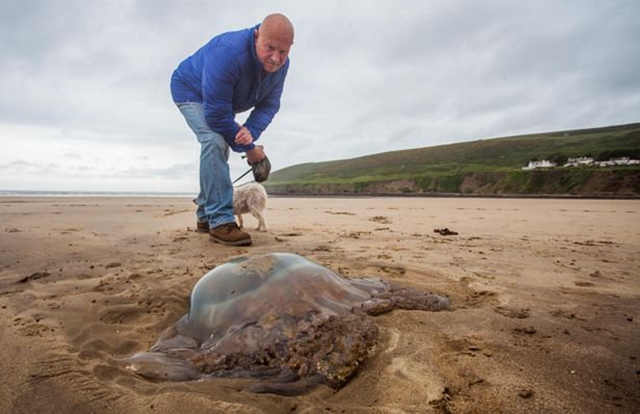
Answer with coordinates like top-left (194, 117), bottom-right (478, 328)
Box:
top-left (0, 190), bottom-right (194, 198)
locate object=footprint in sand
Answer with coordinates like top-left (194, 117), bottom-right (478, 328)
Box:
top-left (369, 216), bottom-right (392, 224)
top-left (99, 305), bottom-right (148, 325)
top-left (494, 306), bottom-right (530, 319)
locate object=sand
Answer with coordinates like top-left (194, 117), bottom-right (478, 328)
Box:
top-left (0, 196), bottom-right (638, 413)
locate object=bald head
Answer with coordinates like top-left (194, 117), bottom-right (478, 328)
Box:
top-left (261, 13), bottom-right (294, 44)
top-left (255, 13), bottom-right (294, 73)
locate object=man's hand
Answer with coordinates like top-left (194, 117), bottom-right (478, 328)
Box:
top-left (246, 145), bottom-right (266, 164)
top-left (235, 126), bottom-right (253, 146)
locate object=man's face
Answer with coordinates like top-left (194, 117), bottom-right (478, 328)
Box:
top-left (255, 29), bottom-right (292, 73)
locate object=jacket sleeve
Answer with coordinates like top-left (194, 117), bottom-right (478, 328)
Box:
top-left (201, 48), bottom-right (253, 153)
top-left (243, 62), bottom-right (289, 142)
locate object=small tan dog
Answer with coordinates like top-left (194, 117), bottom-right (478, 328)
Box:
top-left (233, 182), bottom-right (268, 232)
top-left (192, 183), bottom-right (268, 232)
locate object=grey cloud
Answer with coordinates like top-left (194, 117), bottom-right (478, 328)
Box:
top-left (0, 159), bottom-right (61, 175)
top-left (122, 162), bottom-right (195, 180)
top-left (62, 151), bottom-right (82, 159)
top-left (0, 158), bottom-right (195, 181)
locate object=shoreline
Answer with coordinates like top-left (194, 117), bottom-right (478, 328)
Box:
top-left (267, 191), bottom-right (640, 200)
top-left (2, 191), bottom-right (639, 200)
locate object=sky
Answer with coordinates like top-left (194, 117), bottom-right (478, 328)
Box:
top-left (1, 0), bottom-right (639, 192)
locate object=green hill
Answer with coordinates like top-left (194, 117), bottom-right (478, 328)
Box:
top-left (264, 123), bottom-right (640, 197)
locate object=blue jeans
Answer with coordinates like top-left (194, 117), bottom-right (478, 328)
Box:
top-left (176, 102), bottom-right (235, 228)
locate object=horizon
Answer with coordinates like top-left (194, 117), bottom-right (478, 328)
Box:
top-left (3, 120), bottom-right (639, 192)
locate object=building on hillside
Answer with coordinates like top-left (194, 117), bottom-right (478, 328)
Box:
top-left (522, 160), bottom-right (556, 170)
top-left (597, 157), bottom-right (640, 167)
top-left (611, 157), bottom-right (639, 165)
top-left (564, 157), bottom-right (594, 167)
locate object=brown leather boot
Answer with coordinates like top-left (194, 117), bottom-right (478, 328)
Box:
top-left (196, 221), bottom-right (210, 233)
top-left (209, 222), bottom-right (252, 246)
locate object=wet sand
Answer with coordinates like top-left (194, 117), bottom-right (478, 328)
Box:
top-left (0, 196), bottom-right (638, 413)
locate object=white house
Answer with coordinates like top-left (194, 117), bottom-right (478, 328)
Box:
top-left (597, 157), bottom-right (640, 167)
top-left (522, 160), bottom-right (556, 170)
top-left (565, 157), bottom-right (594, 167)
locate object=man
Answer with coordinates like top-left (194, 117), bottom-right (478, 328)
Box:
top-left (170, 14), bottom-right (294, 246)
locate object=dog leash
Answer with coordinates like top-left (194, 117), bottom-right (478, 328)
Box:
top-left (232, 153), bottom-right (255, 184)
top-left (233, 166), bottom-right (254, 184)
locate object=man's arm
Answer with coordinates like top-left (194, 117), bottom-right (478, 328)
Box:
top-left (201, 48), bottom-right (255, 153)
top-left (242, 63), bottom-right (289, 141)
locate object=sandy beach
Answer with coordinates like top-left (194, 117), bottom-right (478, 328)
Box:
top-left (0, 196), bottom-right (638, 413)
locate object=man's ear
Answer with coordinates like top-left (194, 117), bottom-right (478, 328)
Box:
top-left (254, 28), bottom-right (259, 41)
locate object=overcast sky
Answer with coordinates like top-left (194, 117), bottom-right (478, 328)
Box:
top-left (1, 0), bottom-right (639, 192)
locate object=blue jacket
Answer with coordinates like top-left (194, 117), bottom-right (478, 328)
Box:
top-left (170, 24), bottom-right (289, 152)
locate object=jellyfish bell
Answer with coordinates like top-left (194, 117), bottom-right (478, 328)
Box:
top-left (122, 253), bottom-right (451, 393)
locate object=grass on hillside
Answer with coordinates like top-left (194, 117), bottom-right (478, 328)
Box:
top-left (267, 123), bottom-right (640, 186)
